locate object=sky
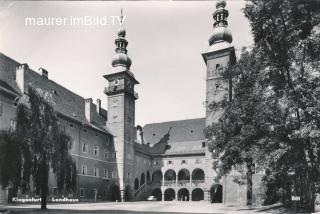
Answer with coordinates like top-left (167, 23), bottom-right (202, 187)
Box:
top-left (0, 0), bottom-right (253, 126)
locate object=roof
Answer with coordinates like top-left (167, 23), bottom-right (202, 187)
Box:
top-left (0, 52), bottom-right (111, 135)
top-left (143, 118), bottom-right (206, 145)
top-left (136, 118), bottom-right (206, 156)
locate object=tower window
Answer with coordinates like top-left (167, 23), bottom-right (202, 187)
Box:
top-left (202, 142), bottom-right (206, 148)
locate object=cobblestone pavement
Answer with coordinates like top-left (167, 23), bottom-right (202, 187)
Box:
top-left (0, 201), bottom-right (295, 214)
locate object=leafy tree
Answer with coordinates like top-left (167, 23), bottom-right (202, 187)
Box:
top-left (0, 86), bottom-right (77, 209)
top-left (206, 0), bottom-right (320, 211)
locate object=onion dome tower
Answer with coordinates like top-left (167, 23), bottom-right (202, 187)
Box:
top-left (202, 1), bottom-right (236, 201)
top-left (208, 0), bottom-right (233, 46)
top-left (202, 0), bottom-right (236, 125)
top-left (104, 9), bottom-right (139, 202)
top-left (111, 24), bottom-right (132, 69)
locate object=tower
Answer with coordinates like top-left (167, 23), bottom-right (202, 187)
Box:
top-left (104, 13), bottom-right (138, 201)
top-left (202, 0), bottom-right (236, 127)
top-left (202, 0), bottom-right (236, 202)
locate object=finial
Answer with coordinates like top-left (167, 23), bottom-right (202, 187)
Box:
top-left (120, 8), bottom-right (124, 26)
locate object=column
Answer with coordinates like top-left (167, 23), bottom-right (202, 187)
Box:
top-left (162, 192), bottom-right (165, 202)
top-left (176, 174), bottom-right (178, 187)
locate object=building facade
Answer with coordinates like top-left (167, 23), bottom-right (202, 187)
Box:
top-left (0, 0), bottom-right (264, 205)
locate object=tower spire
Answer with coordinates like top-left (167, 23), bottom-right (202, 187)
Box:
top-left (111, 9), bottom-right (132, 69)
top-left (208, 0), bottom-right (233, 46)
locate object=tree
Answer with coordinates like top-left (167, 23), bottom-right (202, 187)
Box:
top-left (206, 0), bottom-right (320, 211)
top-left (0, 86), bottom-right (77, 209)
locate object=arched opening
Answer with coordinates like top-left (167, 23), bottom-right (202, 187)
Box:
top-left (110, 185), bottom-right (121, 202)
top-left (140, 173), bottom-right (145, 186)
top-left (124, 185), bottom-right (132, 201)
top-left (177, 169), bottom-right (190, 186)
top-left (164, 169), bottom-right (176, 185)
top-left (151, 188), bottom-right (162, 201)
top-left (134, 178), bottom-right (140, 191)
top-left (210, 184), bottom-right (223, 203)
top-left (178, 188), bottom-right (189, 201)
top-left (152, 170), bottom-right (163, 185)
top-left (164, 188), bottom-right (175, 201)
top-left (146, 171), bottom-right (151, 184)
top-left (192, 168), bottom-right (205, 184)
top-left (192, 188), bottom-right (204, 201)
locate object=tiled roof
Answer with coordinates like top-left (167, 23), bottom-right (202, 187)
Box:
top-left (0, 52), bottom-right (110, 135)
top-left (143, 118), bottom-right (206, 145)
top-left (136, 118), bottom-right (206, 156)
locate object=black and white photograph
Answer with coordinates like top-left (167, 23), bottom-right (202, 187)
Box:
top-left (0, 0), bottom-right (319, 213)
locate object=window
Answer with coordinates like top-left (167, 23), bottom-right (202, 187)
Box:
top-left (167, 160), bottom-right (173, 165)
top-left (69, 124), bottom-right (74, 128)
top-left (94, 146), bottom-right (99, 156)
top-left (202, 142), bottom-right (206, 148)
top-left (112, 171), bottom-right (117, 178)
top-left (94, 167), bottom-right (99, 177)
top-left (104, 169), bottom-right (108, 178)
top-left (0, 102), bottom-right (3, 116)
top-left (52, 187), bottom-right (58, 195)
top-left (181, 160), bottom-right (187, 165)
top-left (82, 165), bottom-right (87, 175)
top-left (80, 188), bottom-right (85, 197)
top-left (71, 140), bottom-right (76, 152)
top-left (127, 172), bottom-right (130, 178)
top-left (10, 120), bottom-right (16, 132)
top-left (216, 64), bottom-right (220, 69)
top-left (106, 137), bottom-right (109, 146)
top-left (112, 99), bottom-right (118, 107)
top-left (110, 152), bottom-right (116, 159)
top-left (104, 151), bottom-right (109, 159)
top-left (82, 143), bottom-right (88, 153)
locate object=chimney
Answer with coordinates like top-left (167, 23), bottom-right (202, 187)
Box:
top-left (85, 98), bottom-right (93, 123)
top-left (96, 99), bottom-right (101, 114)
top-left (39, 67), bottom-right (48, 79)
top-left (16, 63), bottom-right (29, 94)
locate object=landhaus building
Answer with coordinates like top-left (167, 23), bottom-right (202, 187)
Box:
top-left (0, 0), bottom-right (264, 205)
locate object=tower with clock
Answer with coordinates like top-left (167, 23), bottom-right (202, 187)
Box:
top-left (104, 13), bottom-right (139, 201)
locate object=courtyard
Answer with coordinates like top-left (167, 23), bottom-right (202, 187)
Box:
top-left (1, 201), bottom-right (291, 214)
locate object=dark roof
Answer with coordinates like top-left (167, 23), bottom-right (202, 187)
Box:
top-left (0, 52), bottom-right (110, 135)
top-left (136, 118), bottom-right (206, 156)
top-left (143, 118), bottom-right (206, 145)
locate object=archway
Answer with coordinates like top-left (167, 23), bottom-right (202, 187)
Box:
top-left (164, 188), bottom-right (175, 201)
top-left (178, 169), bottom-right (190, 185)
top-left (110, 185), bottom-right (120, 202)
top-left (164, 169), bottom-right (176, 185)
top-left (140, 173), bottom-right (145, 186)
top-left (210, 184), bottom-right (223, 203)
top-left (151, 188), bottom-right (162, 201)
top-left (178, 188), bottom-right (190, 201)
top-left (192, 188), bottom-right (204, 201)
top-left (124, 185), bottom-right (133, 201)
top-left (192, 168), bottom-right (205, 183)
top-left (146, 171), bottom-right (151, 184)
top-left (134, 178), bottom-right (140, 191)
top-left (152, 170), bottom-right (163, 185)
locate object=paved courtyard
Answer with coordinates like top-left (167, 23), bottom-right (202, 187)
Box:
top-left (1, 201), bottom-right (292, 214)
